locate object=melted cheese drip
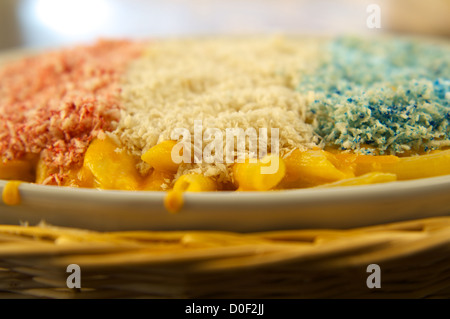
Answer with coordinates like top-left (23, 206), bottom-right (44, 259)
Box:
top-left (2, 181), bottom-right (22, 206)
top-left (164, 190), bottom-right (184, 213)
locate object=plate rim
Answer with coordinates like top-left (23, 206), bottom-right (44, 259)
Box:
top-left (1, 174), bottom-right (450, 203)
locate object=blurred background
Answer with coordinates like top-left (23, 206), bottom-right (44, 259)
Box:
top-left (0, 0), bottom-right (449, 50)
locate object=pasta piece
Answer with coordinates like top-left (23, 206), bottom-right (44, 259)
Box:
top-left (331, 153), bottom-right (400, 177)
top-left (0, 157), bottom-right (36, 182)
top-left (141, 170), bottom-right (174, 191)
top-left (173, 174), bottom-right (217, 192)
top-left (83, 137), bottom-right (141, 190)
top-left (373, 149), bottom-right (450, 180)
top-left (35, 157), bottom-right (94, 187)
top-left (35, 158), bottom-right (51, 185)
top-left (233, 155), bottom-right (286, 191)
top-left (282, 150), bottom-right (351, 187)
top-left (141, 140), bottom-right (181, 173)
top-left (316, 172), bottom-right (397, 188)
top-left (164, 174), bottom-right (217, 213)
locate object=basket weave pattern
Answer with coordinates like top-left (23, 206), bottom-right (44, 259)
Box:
top-left (1, 217), bottom-right (450, 299)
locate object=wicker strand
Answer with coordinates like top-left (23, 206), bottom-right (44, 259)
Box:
top-left (1, 217), bottom-right (450, 298)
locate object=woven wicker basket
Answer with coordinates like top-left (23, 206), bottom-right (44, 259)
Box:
top-left (1, 216), bottom-right (450, 299)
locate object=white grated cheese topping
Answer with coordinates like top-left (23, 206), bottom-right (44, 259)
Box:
top-left (112, 36), bottom-right (323, 183)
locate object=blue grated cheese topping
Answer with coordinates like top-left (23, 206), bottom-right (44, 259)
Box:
top-left (298, 37), bottom-right (450, 155)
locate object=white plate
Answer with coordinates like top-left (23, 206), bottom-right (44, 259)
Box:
top-left (1, 176), bottom-right (450, 232)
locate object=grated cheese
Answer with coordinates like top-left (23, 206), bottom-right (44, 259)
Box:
top-left (0, 40), bottom-right (144, 185)
top-left (112, 36), bottom-right (323, 184)
top-left (301, 36), bottom-right (450, 155)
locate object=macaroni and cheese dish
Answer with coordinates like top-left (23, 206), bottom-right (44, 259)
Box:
top-left (0, 36), bottom-right (449, 211)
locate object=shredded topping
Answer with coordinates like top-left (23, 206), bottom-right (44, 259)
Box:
top-left (113, 36), bottom-right (322, 183)
top-left (0, 40), bottom-right (143, 184)
top-left (301, 37), bottom-right (450, 155)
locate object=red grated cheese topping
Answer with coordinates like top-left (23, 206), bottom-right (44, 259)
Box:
top-left (0, 40), bottom-right (143, 185)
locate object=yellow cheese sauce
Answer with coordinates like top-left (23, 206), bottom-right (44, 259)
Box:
top-left (164, 190), bottom-right (184, 214)
top-left (2, 181), bottom-right (22, 206)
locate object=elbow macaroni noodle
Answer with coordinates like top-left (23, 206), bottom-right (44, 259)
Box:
top-left (2, 134), bottom-right (450, 191)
